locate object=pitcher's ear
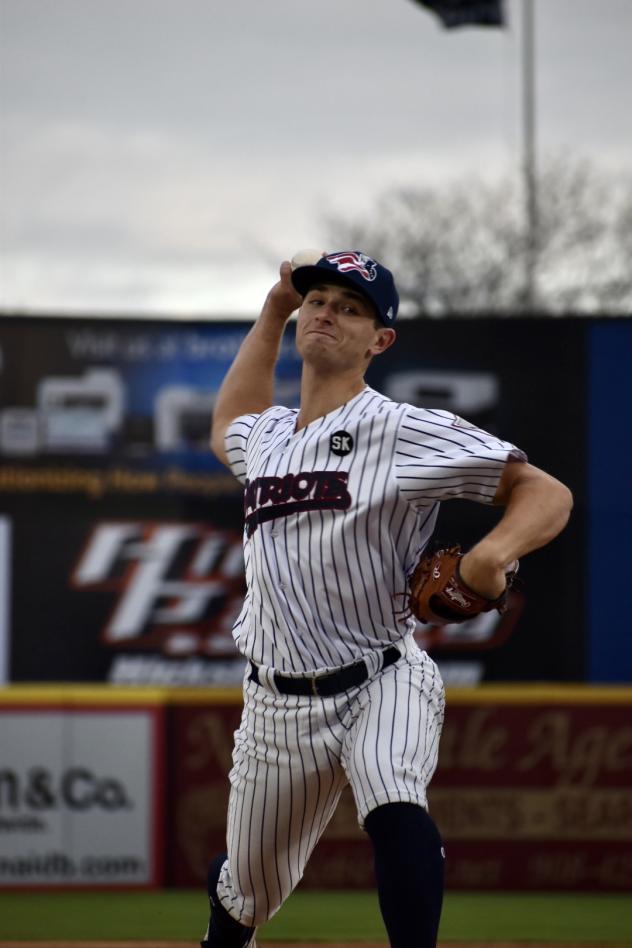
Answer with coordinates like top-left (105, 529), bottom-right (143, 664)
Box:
top-left (372, 327), bottom-right (397, 356)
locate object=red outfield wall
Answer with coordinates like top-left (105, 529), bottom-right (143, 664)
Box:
top-left (1, 685), bottom-right (630, 891)
top-left (167, 685), bottom-right (632, 892)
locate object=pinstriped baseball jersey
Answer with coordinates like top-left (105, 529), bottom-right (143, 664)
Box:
top-left (225, 385), bottom-right (523, 673)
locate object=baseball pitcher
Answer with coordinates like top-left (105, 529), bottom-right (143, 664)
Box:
top-left (201, 250), bottom-right (573, 947)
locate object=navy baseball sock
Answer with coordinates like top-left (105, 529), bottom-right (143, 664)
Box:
top-left (364, 802), bottom-right (444, 948)
top-left (201, 854), bottom-right (256, 948)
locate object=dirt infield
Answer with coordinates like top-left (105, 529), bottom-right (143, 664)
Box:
top-left (1, 942), bottom-right (630, 948)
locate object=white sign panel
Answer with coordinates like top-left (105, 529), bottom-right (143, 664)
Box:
top-left (0, 709), bottom-right (160, 886)
top-left (0, 517), bottom-right (10, 684)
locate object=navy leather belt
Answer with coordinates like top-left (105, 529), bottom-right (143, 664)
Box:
top-left (248, 645), bottom-right (401, 697)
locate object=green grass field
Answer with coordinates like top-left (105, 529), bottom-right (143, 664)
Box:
top-left (0, 890), bottom-right (631, 942)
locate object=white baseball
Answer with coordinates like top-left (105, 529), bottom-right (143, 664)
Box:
top-left (290, 248), bottom-right (326, 269)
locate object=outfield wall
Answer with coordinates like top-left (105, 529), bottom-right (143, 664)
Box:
top-left (1, 684), bottom-right (630, 892)
top-left (2, 315), bottom-right (632, 688)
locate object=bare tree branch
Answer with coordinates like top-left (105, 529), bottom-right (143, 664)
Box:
top-left (323, 157), bottom-right (632, 316)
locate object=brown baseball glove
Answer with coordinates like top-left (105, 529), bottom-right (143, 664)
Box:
top-left (408, 544), bottom-right (518, 625)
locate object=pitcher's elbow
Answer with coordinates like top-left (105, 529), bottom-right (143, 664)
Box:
top-left (209, 420), bottom-right (227, 466)
top-left (561, 482), bottom-right (574, 515)
top-left (556, 482), bottom-right (574, 533)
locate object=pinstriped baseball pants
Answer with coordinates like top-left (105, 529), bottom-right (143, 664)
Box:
top-left (216, 640), bottom-right (445, 928)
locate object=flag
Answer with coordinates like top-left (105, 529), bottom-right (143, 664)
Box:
top-left (411, 0), bottom-right (505, 28)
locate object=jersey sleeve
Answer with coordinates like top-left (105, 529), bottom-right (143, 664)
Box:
top-left (224, 413), bottom-right (260, 484)
top-left (394, 407), bottom-right (527, 508)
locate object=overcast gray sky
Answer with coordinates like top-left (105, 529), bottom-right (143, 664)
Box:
top-left (1, 0), bottom-right (630, 317)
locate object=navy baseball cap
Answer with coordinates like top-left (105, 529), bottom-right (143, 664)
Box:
top-left (291, 251), bottom-right (399, 325)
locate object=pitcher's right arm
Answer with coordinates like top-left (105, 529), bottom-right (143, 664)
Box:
top-left (211, 260), bottom-right (301, 466)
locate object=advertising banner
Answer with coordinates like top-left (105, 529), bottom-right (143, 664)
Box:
top-left (166, 690), bottom-right (632, 892)
top-left (0, 317), bottom-right (301, 686)
top-left (168, 701), bottom-right (241, 887)
top-left (429, 696), bottom-right (632, 891)
top-left (366, 317), bottom-right (586, 684)
top-left (0, 314), bottom-right (590, 684)
top-left (0, 702), bottom-right (164, 887)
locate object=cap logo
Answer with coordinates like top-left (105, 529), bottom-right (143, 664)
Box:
top-left (326, 252), bottom-right (378, 282)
